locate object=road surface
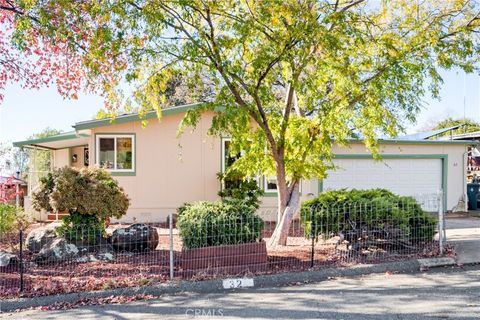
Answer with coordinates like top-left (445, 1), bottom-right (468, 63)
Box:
top-left (2, 265), bottom-right (480, 320)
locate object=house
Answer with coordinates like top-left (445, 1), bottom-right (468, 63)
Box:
top-left (14, 103), bottom-right (474, 222)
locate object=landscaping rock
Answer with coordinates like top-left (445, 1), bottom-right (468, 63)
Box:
top-left (99, 252), bottom-right (114, 261)
top-left (35, 238), bottom-right (79, 264)
top-left (111, 224), bottom-right (159, 252)
top-left (26, 223), bottom-right (61, 253)
top-left (0, 252), bottom-right (16, 267)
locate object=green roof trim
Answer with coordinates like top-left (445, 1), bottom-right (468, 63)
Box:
top-left (13, 131), bottom-right (90, 148)
top-left (74, 103), bottom-right (204, 130)
top-left (345, 138), bottom-right (477, 145)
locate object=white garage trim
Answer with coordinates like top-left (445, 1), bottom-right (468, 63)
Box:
top-left (319, 154), bottom-right (448, 208)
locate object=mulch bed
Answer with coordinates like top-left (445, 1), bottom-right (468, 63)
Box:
top-left (0, 224), bottom-right (451, 299)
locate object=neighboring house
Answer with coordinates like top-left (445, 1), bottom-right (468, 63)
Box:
top-left (14, 103), bottom-right (474, 222)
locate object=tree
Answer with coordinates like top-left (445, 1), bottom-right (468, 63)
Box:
top-left (8, 1), bottom-right (480, 245)
top-left (0, 1), bottom-right (94, 103)
top-left (423, 117), bottom-right (480, 137)
top-left (0, 142), bottom-right (28, 176)
top-left (27, 127), bottom-right (62, 172)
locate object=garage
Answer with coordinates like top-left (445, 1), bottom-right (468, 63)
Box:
top-left (323, 157), bottom-right (443, 197)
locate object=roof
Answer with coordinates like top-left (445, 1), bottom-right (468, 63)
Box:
top-left (0, 176), bottom-right (26, 185)
top-left (13, 131), bottom-right (90, 150)
top-left (74, 103), bottom-right (203, 130)
top-left (346, 138), bottom-right (476, 145)
top-left (13, 102), bottom-right (476, 149)
top-left (450, 130), bottom-right (480, 140)
top-left (395, 125), bottom-right (463, 141)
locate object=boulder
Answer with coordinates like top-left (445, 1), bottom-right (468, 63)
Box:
top-left (0, 252), bottom-right (16, 268)
top-left (26, 223), bottom-right (61, 253)
top-left (111, 224), bottom-right (159, 252)
top-left (35, 238), bottom-right (79, 264)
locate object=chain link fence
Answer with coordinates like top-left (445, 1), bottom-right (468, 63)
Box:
top-left (0, 192), bottom-right (446, 298)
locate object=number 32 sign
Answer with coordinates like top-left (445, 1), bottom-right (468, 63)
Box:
top-left (222, 278), bottom-right (254, 289)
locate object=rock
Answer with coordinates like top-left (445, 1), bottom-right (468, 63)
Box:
top-left (0, 252), bottom-right (16, 267)
top-left (98, 252), bottom-right (114, 261)
top-left (35, 238), bottom-right (79, 264)
top-left (111, 224), bottom-right (159, 252)
top-left (26, 223), bottom-right (61, 253)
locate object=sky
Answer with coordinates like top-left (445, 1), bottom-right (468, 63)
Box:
top-left (0, 67), bottom-right (479, 144)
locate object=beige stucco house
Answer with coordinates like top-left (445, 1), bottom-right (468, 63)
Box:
top-left (14, 103), bottom-right (474, 222)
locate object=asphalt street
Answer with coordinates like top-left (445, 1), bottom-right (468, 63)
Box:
top-left (2, 265), bottom-right (480, 320)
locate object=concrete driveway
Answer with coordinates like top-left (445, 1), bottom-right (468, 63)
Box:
top-left (445, 213), bottom-right (480, 264)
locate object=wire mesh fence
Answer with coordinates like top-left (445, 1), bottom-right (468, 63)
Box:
top-left (0, 193), bottom-right (446, 298)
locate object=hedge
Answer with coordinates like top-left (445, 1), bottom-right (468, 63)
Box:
top-left (300, 189), bottom-right (437, 243)
top-left (177, 200), bottom-right (264, 249)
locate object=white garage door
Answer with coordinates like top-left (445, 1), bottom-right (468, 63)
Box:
top-left (323, 158), bottom-right (442, 197)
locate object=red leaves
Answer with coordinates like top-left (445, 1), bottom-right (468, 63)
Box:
top-left (34, 294), bottom-right (155, 312)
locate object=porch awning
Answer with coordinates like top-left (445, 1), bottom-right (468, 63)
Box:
top-left (13, 131), bottom-right (90, 150)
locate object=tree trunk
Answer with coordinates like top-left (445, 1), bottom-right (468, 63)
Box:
top-left (268, 181), bottom-right (301, 247)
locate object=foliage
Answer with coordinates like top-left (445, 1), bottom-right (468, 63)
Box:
top-left (0, 3), bottom-right (90, 104)
top-left (32, 167), bottom-right (130, 222)
top-left (31, 171), bottom-right (55, 212)
top-left (300, 189), bottom-right (437, 243)
top-left (217, 173), bottom-right (264, 209)
top-left (7, 0), bottom-right (480, 244)
top-left (177, 200), bottom-right (264, 249)
top-left (27, 128), bottom-right (62, 172)
top-left (425, 117), bottom-right (480, 138)
top-left (0, 142), bottom-right (28, 175)
top-left (56, 213), bottom-right (105, 245)
top-left (0, 203), bottom-right (16, 235)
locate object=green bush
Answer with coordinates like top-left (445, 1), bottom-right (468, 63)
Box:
top-left (177, 200), bottom-right (264, 249)
top-left (300, 189), bottom-right (437, 243)
top-left (56, 213), bottom-right (105, 245)
top-left (0, 203), bottom-right (16, 235)
top-left (217, 173), bottom-right (264, 209)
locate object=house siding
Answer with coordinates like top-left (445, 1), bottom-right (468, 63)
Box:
top-left (49, 111), bottom-right (467, 222)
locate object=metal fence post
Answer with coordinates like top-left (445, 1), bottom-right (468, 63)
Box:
top-left (19, 229), bottom-right (24, 293)
top-left (310, 207), bottom-right (315, 268)
top-left (438, 190), bottom-right (445, 255)
top-left (169, 213), bottom-right (174, 280)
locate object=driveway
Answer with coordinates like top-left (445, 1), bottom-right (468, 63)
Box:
top-left (445, 213), bottom-right (480, 264)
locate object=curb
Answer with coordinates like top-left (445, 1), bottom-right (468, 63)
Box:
top-left (0, 259), bottom-right (420, 312)
top-left (0, 258), bottom-right (452, 313)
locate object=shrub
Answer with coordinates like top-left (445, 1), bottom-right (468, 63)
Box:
top-left (177, 200), bottom-right (264, 249)
top-left (31, 172), bottom-right (56, 212)
top-left (217, 173), bottom-right (264, 209)
top-left (32, 167), bottom-right (130, 242)
top-left (300, 189), bottom-right (437, 243)
top-left (56, 213), bottom-right (106, 245)
top-left (0, 203), bottom-right (16, 235)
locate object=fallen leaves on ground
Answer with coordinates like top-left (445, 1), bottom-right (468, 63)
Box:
top-left (17, 294), bottom-right (156, 312)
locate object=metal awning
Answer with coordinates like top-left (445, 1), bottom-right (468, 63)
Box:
top-left (13, 131), bottom-right (90, 150)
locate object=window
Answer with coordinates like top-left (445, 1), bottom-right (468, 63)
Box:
top-left (221, 138), bottom-right (260, 189)
top-left (264, 176), bottom-right (278, 193)
top-left (96, 134), bottom-right (135, 173)
top-left (264, 176), bottom-right (303, 194)
top-left (221, 138), bottom-right (241, 189)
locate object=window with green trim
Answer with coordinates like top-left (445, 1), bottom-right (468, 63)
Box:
top-left (96, 134), bottom-right (135, 173)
